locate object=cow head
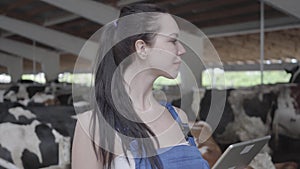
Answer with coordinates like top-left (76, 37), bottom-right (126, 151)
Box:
top-left (285, 65), bottom-right (300, 83)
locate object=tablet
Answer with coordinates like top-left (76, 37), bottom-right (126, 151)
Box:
top-left (212, 135), bottom-right (271, 169)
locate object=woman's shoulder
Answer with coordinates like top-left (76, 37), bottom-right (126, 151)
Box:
top-left (75, 110), bottom-right (125, 156)
top-left (76, 110), bottom-right (94, 134)
top-left (76, 110), bottom-right (93, 123)
top-left (72, 110), bottom-right (103, 169)
top-left (161, 101), bottom-right (189, 124)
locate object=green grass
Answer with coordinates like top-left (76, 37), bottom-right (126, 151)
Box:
top-left (202, 70), bottom-right (291, 88)
top-left (19, 70), bottom-right (291, 89)
top-left (153, 73), bottom-right (181, 89)
top-left (22, 73), bottom-right (46, 84)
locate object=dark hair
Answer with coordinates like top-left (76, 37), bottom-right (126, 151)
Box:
top-left (91, 3), bottom-right (168, 169)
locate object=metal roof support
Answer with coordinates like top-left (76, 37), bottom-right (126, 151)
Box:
top-left (260, 0), bottom-right (265, 84)
top-left (41, 0), bottom-right (119, 25)
top-left (264, 0), bottom-right (300, 19)
top-left (204, 17), bottom-right (300, 38)
top-left (0, 15), bottom-right (86, 57)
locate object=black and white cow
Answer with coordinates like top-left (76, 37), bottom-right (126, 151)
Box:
top-left (2, 82), bottom-right (73, 106)
top-left (0, 102), bottom-right (76, 169)
top-left (286, 64), bottom-right (300, 83)
top-left (172, 83), bottom-right (300, 165)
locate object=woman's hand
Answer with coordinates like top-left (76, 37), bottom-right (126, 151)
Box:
top-left (190, 121), bottom-right (222, 168)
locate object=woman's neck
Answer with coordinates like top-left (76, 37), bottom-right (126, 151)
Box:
top-left (123, 63), bottom-right (158, 113)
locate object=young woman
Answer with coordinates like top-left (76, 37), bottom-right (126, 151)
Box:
top-left (72, 3), bottom-right (210, 169)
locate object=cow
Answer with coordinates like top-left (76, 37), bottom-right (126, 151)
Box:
top-left (286, 64), bottom-right (300, 83)
top-left (172, 83), bottom-right (300, 167)
top-left (0, 120), bottom-right (53, 169)
top-left (1, 82), bottom-right (74, 106)
top-left (0, 102), bottom-right (76, 169)
top-left (2, 84), bottom-right (49, 106)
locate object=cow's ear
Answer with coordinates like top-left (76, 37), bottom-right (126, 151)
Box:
top-left (285, 65), bottom-right (299, 73)
top-left (284, 68), bottom-right (291, 73)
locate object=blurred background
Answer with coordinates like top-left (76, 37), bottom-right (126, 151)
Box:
top-left (0, 0), bottom-right (299, 169)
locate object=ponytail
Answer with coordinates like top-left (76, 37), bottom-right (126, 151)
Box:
top-left (91, 19), bottom-right (163, 169)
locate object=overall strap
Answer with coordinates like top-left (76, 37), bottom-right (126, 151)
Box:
top-left (160, 101), bottom-right (197, 147)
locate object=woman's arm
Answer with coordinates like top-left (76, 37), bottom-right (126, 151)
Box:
top-left (174, 107), bottom-right (221, 167)
top-left (72, 113), bottom-right (103, 169)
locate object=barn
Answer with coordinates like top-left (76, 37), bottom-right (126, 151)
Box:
top-left (0, 0), bottom-right (300, 169)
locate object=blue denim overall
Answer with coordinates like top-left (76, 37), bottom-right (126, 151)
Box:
top-left (129, 102), bottom-right (210, 169)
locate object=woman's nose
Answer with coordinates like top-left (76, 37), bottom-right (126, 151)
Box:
top-left (177, 42), bottom-right (186, 56)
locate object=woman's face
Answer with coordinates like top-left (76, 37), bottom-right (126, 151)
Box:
top-left (146, 14), bottom-right (186, 79)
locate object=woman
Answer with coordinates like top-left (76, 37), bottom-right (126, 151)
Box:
top-left (72, 3), bottom-right (210, 169)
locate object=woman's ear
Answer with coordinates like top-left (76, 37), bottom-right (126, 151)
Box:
top-left (135, 40), bottom-right (148, 59)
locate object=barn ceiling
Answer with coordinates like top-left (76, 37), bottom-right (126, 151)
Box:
top-left (0, 0), bottom-right (300, 73)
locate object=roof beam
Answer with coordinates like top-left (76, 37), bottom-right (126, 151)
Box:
top-left (264, 0), bottom-right (300, 19)
top-left (43, 14), bottom-right (80, 26)
top-left (1, 14), bottom-right (81, 37)
top-left (203, 17), bottom-right (300, 38)
top-left (117, 0), bottom-right (146, 7)
top-left (0, 15), bottom-right (96, 60)
top-left (0, 38), bottom-right (58, 63)
top-left (40, 0), bottom-right (299, 39)
top-left (41, 0), bottom-right (119, 25)
top-left (0, 38), bottom-right (60, 80)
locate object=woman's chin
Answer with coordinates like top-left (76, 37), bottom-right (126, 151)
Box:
top-left (163, 71), bottom-right (179, 79)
